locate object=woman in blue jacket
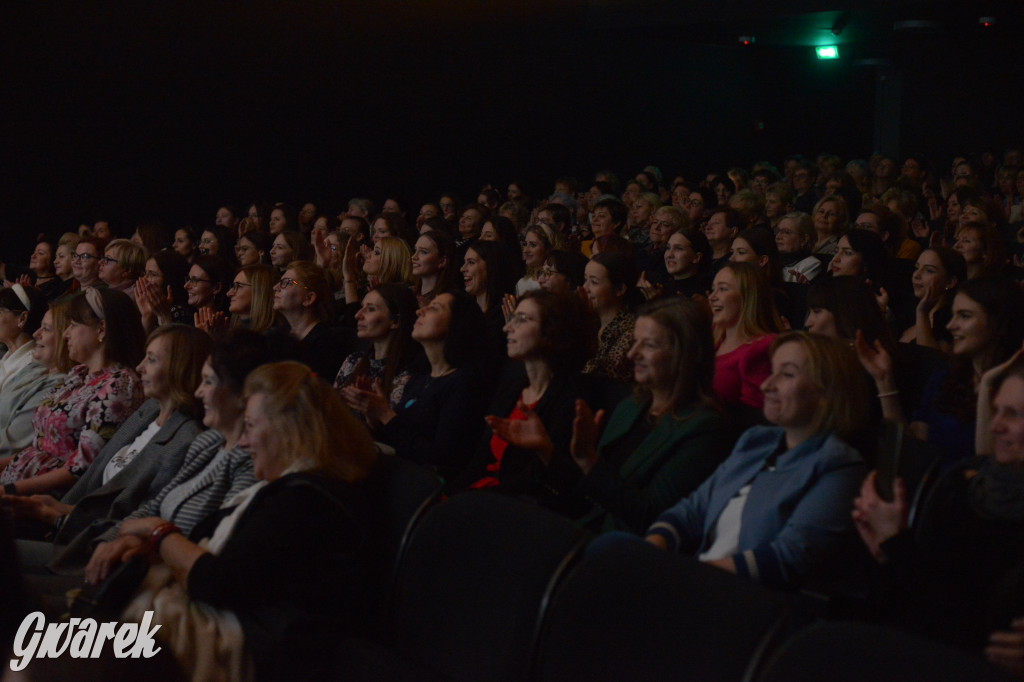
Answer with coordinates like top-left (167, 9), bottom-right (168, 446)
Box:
top-left (645, 332), bottom-right (869, 590)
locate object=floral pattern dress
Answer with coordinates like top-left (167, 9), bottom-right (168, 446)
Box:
top-left (0, 364), bottom-right (144, 484)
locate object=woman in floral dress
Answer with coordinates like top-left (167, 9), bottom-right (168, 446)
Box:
top-left (0, 288), bottom-right (146, 496)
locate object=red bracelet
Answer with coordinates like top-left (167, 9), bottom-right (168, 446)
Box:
top-left (147, 522), bottom-right (182, 557)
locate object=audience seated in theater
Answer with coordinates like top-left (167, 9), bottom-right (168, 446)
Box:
top-left (582, 251), bottom-right (638, 383)
top-left (337, 283), bottom-right (422, 422)
top-left (710, 262), bottom-right (782, 426)
top-left (134, 249), bottom-right (191, 333)
top-left (955, 220), bottom-right (1007, 280)
top-left (8, 325), bottom-right (209, 572)
top-left (83, 328), bottom-right (297, 585)
top-left (410, 229), bottom-right (455, 306)
top-left (853, 349), bottom-right (1024, 670)
top-left (269, 229), bottom-right (313, 274)
top-left (810, 194), bottom-right (849, 258)
top-left (537, 250), bottom-right (587, 295)
top-left (72, 236), bottom-right (104, 290)
top-left (516, 223), bottom-right (561, 296)
top-left (276, 260), bottom-right (354, 381)
top-left (226, 264), bottom-right (278, 332)
top-left (459, 239), bottom-right (519, 376)
top-left (645, 332), bottom-right (869, 591)
top-left (776, 212), bottom-right (822, 284)
top-left (858, 276), bottom-right (1024, 469)
top-left (347, 290), bottom-right (486, 481)
top-left (453, 290), bottom-right (597, 498)
top-left (639, 225), bottom-right (712, 301)
top-left (704, 208), bottom-right (741, 278)
top-left (184, 255), bottom-right (230, 327)
top-left (0, 291), bottom-right (69, 459)
top-left (117, 361), bottom-right (378, 680)
top-left (490, 296), bottom-right (736, 534)
top-left (0, 288), bottom-right (145, 496)
top-left (898, 246), bottom-right (966, 351)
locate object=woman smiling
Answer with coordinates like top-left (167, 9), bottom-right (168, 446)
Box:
top-left (646, 333), bottom-right (868, 590)
top-left (1, 289), bottom-right (146, 496)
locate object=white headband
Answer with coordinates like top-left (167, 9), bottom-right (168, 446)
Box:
top-left (10, 283), bottom-right (31, 311)
top-left (84, 287), bottom-right (105, 320)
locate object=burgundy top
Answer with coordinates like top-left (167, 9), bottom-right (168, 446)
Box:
top-left (712, 334), bottom-right (776, 410)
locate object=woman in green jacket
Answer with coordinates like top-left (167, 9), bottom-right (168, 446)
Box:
top-left (488, 296), bottom-right (737, 533)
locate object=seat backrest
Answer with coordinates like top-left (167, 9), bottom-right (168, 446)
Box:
top-left (753, 620), bottom-right (1012, 682)
top-left (390, 491), bottom-right (589, 682)
top-left (532, 538), bottom-right (797, 682)
top-left (366, 453), bottom-right (445, 560)
top-left (361, 454), bottom-right (444, 640)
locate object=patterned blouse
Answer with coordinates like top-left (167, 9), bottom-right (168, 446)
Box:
top-left (0, 364), bottom-right (144, 484)
top-left (582, 310), bottom-right (636, 383)
top-left (334, 352), bottom-right (412, 411)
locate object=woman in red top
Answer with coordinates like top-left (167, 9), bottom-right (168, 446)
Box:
top-left (453, 290), bottom-right (597, 496)
top-left (709, 262), bottom-right (782, 425)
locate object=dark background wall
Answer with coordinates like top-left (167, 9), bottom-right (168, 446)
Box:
top-left (2, 2), bottom-right (1020, 263)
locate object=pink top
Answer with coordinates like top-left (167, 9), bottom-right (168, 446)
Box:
top-left (713, 335), bottom-right (776, 410)
top-left (0, 364), bottom-right (143, 484)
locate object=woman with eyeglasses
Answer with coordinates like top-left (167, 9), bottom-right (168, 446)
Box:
top-left (227, 264), bottom-right (278, 332)
top-left (537, 250), bottom-right (588, 295)
top-left (274, 261), bottom-right (354, 381)
top-left (98, 239), bottom-right (145, 300)
top-left (453, 290), bottom-right (598, 497)
top-left (183, 255), bottom-right (230, 329)
top-left (71, 237), bottom-right (103, 290)
top-left (233, 230), bottom-right (269, 267)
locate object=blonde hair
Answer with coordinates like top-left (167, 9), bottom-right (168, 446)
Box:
top-left (48, 298), bottom-right (74, 373)
top-left (715, 261), bottom-right (782, 344)
top-left (105, 238), bottom-right (146, 279)
top-left (770, 332), bottom-right (868, 443)
top-left (243, 361), bottom-right (377, 482)
top-left (377, 237), bottom-right (413, 285)
top-left (233, 264), bottom-right (278, 332)
top-left (146, 325), bottom-right (212, 418)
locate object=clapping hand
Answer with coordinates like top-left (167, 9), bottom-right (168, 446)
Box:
top-left (485, 400), bottom-right (556, 464)
top-left (569, 399), bottom-right (604, 475)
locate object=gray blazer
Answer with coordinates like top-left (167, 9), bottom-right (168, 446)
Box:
top-left (47, 399), bottom-right (202, 571)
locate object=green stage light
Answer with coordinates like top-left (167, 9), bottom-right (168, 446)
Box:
top-left (816, 45), bottom-right (839, 59)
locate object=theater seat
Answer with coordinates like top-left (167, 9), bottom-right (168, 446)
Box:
top-left (751, 620), bottom-right (1012, 682)
top-left (531, 538), bottom-right (798, 682)
top-left (339, 491), bottom-right (590, 681)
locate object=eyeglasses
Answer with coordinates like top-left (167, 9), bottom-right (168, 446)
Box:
top-left (229, 281), bottom-right (252, 292)
top-left (100, 256), bottom-right (119, 266)
top-left (276, 277), bottom-right (307, 290)
top-left (185, 276), bottom-right (212, 286)
top-left (538, 267), bottom-right (561, 278)
top-left (72, 253), bottom-right (97, 262)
